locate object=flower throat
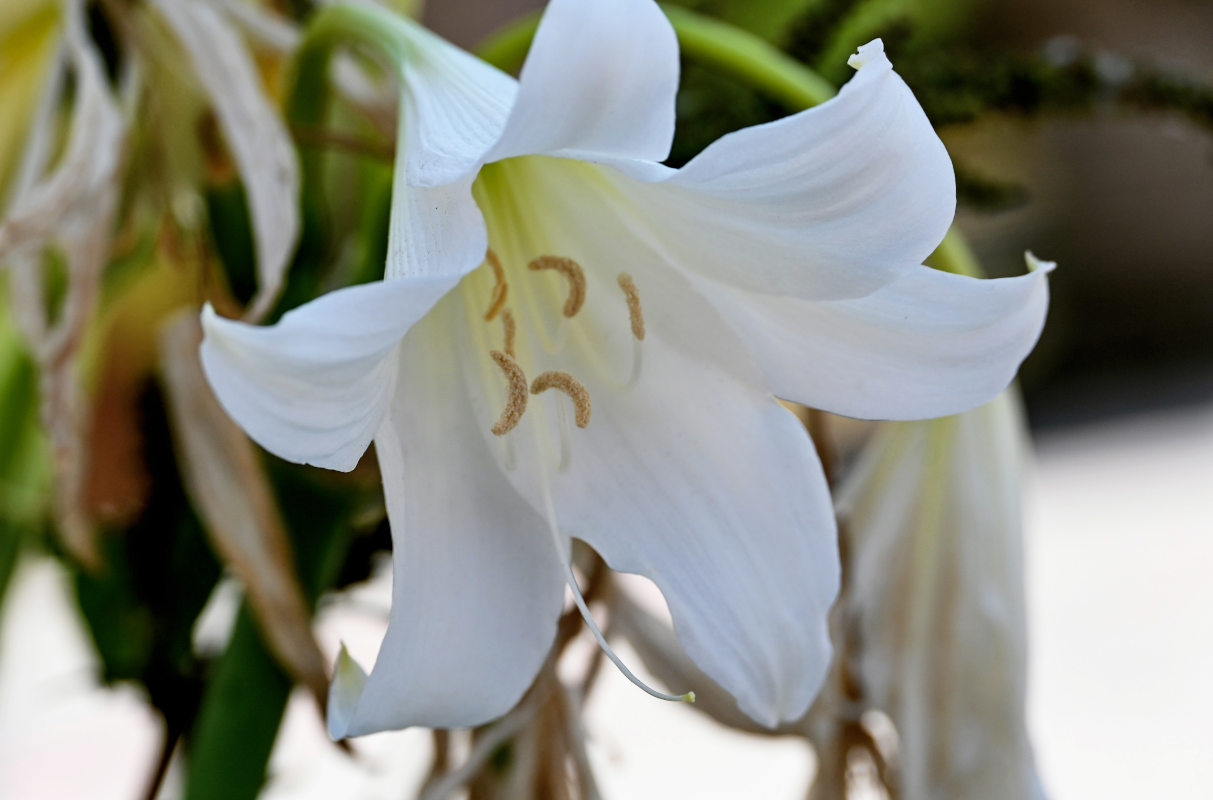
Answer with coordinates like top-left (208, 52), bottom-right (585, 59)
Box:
top-left (480, 248), bottom-right (645, 440)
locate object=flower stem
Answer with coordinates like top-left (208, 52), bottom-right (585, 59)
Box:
top-left (289, 3), bottom-right (412, 121)
top-left (659, 5), bottom-right (837, 109)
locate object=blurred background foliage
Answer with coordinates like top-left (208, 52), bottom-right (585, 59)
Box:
top-left (0, 0), bottom-right (1209, 797)
top-left (658, 0), bottom-right (1213, 430)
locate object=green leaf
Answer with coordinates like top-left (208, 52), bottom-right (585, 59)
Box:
top-left (0, 293), bottom-right (50, 609)
top-left (205, 180), bottom-right (259, 310)
top-left (184, 460), bottom-right (362, 800)
top-left (184, 607), bottom-right (292, 800)
top-left (73, 384), bottom-right (222, 731)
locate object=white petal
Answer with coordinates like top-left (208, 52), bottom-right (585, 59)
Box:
top-left (199, 274), bottom-right (455, 471)
top-left (329, 299), bottom-right (565, 736)
top-left (615, 40), bottom-right (955, 301)
top-left (382, 17), bottom-right (508, 280)
top-left (698, 260), bottom-right (1052, 420)
top-left (568, 270), bottom-right (837, 725)
top-left (383, 166), bottom-right (486, 281)
top-left (151, 0), bottom-right (300, 319)
top-left (484, 0), bottom-right (679, 165)
top-left (385, 12), bottom-right (518, 186)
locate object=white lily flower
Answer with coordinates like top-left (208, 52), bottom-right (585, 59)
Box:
top-left (199, 0), bottom-right (1051, 736)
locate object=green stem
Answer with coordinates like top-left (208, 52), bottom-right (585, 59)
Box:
top-left (288, 2), bottom-right (409, 197)
top-left (664, 6), bottom-right (834, 108)
top-left (289, 3), bottom-right (408, 128)
top-left (278, 2), bottom-right (413, 320)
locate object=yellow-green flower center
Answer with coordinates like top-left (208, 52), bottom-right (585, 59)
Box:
top-left (461, 158), bottom-right (646, 445)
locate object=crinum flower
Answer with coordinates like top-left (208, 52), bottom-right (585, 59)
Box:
top-left (200, 0), bottom-right (1051, 737)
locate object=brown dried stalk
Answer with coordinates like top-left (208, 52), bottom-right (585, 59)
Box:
top-left (157, 312), bottom-right (332, 713)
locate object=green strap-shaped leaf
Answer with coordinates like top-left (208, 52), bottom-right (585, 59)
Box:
top-left (184, 462), bottom-right (359, 800)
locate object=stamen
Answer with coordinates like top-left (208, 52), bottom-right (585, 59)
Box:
top-left (528, 255), bottom-right (586, 318)
top-left (489, 350), bottom-right (527, 436)
top-left (500, 308), bottom-right (516, 358)
top-left (484, 249), bottom-right (508, 321)
top-left (617, 272), bottom-right (645, 341)
top-left (530, 370), bottom-right (591, 428)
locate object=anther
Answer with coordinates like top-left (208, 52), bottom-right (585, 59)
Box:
top-left (528, 255), bottom-right (586, 318)
top-left (484, 249), bottom-right (508, 321)
top-left (531, 370), bottom-right (592, 428)
top-left (489, 350), bottom-right (527, 436)
top-left (500, 308), bottom-right (516, 358)
top-left (617, 272), bottom-right (645, 341)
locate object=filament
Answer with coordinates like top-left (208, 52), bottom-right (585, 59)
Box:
top-left (625, 339), bottom-right (644, 389)
top-left (500, 308), bottom-right (516, 358)
top-left (484, 249), bottom-right (508, 321)
top-left (553, 394), bottom-right (572, 473)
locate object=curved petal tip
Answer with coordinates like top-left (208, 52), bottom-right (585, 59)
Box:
top-left (1025, 250), bottom-right (1058, 273)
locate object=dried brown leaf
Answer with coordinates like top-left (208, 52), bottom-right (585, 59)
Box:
top-left (822, 393), bottom-right (1045, 800)
top-left (151, 0), bottom-right (300, 322)
top-left (1, 0), bottom-right (128, 569)
top-left (0, 6), bottom-right (123, 262)
top-left (158, 312), bottom-right (329, 709)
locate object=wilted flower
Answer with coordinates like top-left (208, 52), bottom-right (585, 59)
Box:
top-left (201, 0), bottom-right (1051, 736)
top-left (0, 0), bottom-right (300, 566)
top-left (830, 379), bottom-right (1049, 799)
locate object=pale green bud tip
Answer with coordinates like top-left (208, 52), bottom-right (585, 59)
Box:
top-left (332, 642), bottom-right (368, 698)
top-left (682, 691), bottom-right (697, 703)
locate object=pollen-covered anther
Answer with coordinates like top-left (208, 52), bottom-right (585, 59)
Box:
top-left (484, 249), bottom-right (508, 321)
top-left (500, 308), bottom-right (516, 358)
top-left (489, 349), bottom-right (527, 436)
top-left (531, 370), bottom-right (592, 428)
top-left (528, 255), bottom-right (586, 318)
top-left (617, 272), bottom-right (645, 341)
